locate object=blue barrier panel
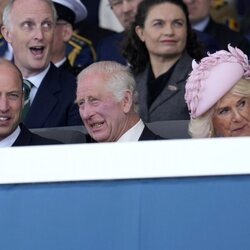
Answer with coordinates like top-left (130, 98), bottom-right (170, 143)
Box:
top-left (0, 175), bottom-right (250, 250)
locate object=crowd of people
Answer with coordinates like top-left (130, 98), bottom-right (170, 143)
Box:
top-left (0, 0), bottom-right (249, 147)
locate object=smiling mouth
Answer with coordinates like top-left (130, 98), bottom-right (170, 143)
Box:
top-left (0, 117), bottom-right (9, 121)
top-left (90, 122), bottom-right (104, 129)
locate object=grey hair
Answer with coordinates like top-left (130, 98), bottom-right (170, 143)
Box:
top-left (2, 0), bottom-right (57, 30)
top-left (189, 78), bottom-right (250, 138)
top-left (77, 61), bottom-right (139, 113)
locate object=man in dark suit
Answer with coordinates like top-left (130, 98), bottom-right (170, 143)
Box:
top-left (76, 61), bottom-right (163, 142)
top-left (96, 0), bottom-right (143, 65)
top-left (183, 0), bottom-right (250, 56)
top-left (0, 59), bottom-right (60, 147)
top-left (1, 0), bottom-right (82, 129)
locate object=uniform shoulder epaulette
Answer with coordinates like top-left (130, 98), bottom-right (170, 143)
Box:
top-left (68, 32), bottom-right (97, 66)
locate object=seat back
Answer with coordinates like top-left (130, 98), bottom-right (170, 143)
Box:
top-left (31, 126), bottom-right (87, 144)
top-left (146, 120), bottom-right (190, 139)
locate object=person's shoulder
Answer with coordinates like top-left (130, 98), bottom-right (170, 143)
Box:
top-left (48, 63), bottom-right (76, 81)
top-left (98, 31), bottom-right (125, 45)
top-left (14, 124), bottom-right (62, 146)
top-left (45, 63), bottom-right (77, 93)
top-left (30, 132), bottom-right (62, 145)
top-left (0, 34), bottom-right (8, 55)
top-left (67, 32), bottom-right (97, 68)
top-left (139, 125), bottom-right (167, 141)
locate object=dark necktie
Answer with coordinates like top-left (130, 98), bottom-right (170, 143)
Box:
top-left (21, 79), bottom-right (33, 121)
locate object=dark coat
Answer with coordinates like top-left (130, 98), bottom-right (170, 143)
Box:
top-left (135, 52), bottom-right (191, 122)
top-left (12, 124), bottom-right (61, 146)
top-left (0, 35), bottom-right (8, 58)
top-left (86, 124), bottom-right (165, 142)
top-left (23, 63), bottom-right (82, 129)
top-left (139, 126), bottom-right (165, 140)
top-left (58, 58), bottom-right (83, 76)
top-left (204, 18), bottom-right (250, 56)
top-left (96, 32), bottom-right (127, 65)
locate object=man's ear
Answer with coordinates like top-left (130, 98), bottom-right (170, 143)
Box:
top-left (122, 90), bottom-right (133, 114)
top-left (135, 25), bottom-right (145, 42)
top-left (1, 25), bottom-right (12, 43)
top-left (62, 23), bottom-right (74, 42)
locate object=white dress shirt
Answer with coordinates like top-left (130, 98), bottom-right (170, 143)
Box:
top-left (118, 119), bottom-right (145, 142)
top-left (0, 126), bottom-right (20, 147)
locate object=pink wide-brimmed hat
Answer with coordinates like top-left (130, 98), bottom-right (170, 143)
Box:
top-left (185, 44), bottom-right (250, 118)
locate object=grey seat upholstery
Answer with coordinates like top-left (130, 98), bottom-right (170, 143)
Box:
top-left (31, 126), bottom-right (87, 144)
top-left (146, 120), bottom-right (190, 139)
top-left (31, 120), bottom-right (190, 143)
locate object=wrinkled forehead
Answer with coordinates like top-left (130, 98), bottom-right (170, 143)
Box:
top-left (11, 0), bottom-right (55, 19)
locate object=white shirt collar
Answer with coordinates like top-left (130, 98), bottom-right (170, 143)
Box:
top-left (26, 63), bottom-right (51, 90)
top-left (3, 43), bottom-right (13, 61)
top-left (192, 16), bottom-right (210, 32)
top-left (25, 64), bottom-right (51, 104)
top-left (54, 57), bottom-right (67, 68)
top-left (0, 126), bottom-right (21, 147)
top-left (118, 119), bottom-right (145, 142)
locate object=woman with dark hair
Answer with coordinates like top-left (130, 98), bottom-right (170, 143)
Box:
top-left (123, 0), bottom-right (204, 122)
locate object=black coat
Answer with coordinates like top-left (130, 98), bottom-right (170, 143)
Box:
top-left (205, 18), bottom-right (250, 56)
top-left (12, 124), bottom-right (61, 146)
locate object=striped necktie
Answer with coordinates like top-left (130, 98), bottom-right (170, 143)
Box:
top-left (21, 79), bottom-right (33, 121)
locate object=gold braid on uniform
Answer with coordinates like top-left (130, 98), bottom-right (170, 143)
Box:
top-left (68, 32), bottom-right (97, 67)
top-left (0, 34), bottom-right (5, 47)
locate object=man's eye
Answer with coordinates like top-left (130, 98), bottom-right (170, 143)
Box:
top-left (42, 21), bottom-right (53, 29)
top-left (90, 98), bottom-right (99, 105)
top-left (23, 22), bottom-right (33, 28)
top-left (8, 93), bottom-right (20, 100)
top-left (78, 100), bottom-right (85, 106)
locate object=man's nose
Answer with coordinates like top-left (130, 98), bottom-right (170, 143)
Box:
top-left (34, 26), bottom-right (44, 40)
top-left (81, 104), bottom-right (94, 120)
top-left (0, 96), bottom-right (9, 112)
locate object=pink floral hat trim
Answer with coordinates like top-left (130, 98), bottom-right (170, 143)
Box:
top-left (185, 44), bottom-right (250, 118)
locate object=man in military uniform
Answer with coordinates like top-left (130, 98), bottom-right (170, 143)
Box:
top-left (52, 0), bottom-right (96, 76)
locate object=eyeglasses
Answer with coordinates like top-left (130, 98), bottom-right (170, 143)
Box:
top-left (109, 0), bottom-right (135, 8)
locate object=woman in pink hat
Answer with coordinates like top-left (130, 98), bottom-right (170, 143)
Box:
top-left (185, 44), bottom-right (250, 137)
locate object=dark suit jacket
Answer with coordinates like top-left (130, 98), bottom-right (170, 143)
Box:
top-left (0, 35), bottom-right (8, 58)
top-left (23, 63), bottom-right (82, 129)
top-left (135, 51), bottom-right (191, 122)
top-left (12, 124), bottom-right (61, 146)
top-left (59, 58), bottom-right (83, 76)
top-left (204, 18), bottom-right (250, 56)
top-left (86, 124), bottom-right (165, 142)
top-left (139, 126), bottom-right (165, 141)
top-left (96, 32), bottom-right (127, 65)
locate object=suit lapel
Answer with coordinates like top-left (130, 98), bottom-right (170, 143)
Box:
top-left (136, 65), bottom-right (150, 121)
top-left (149, 52), bottom-right (192, 113)
top-left (25, 64), bottom-right (60, 127)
